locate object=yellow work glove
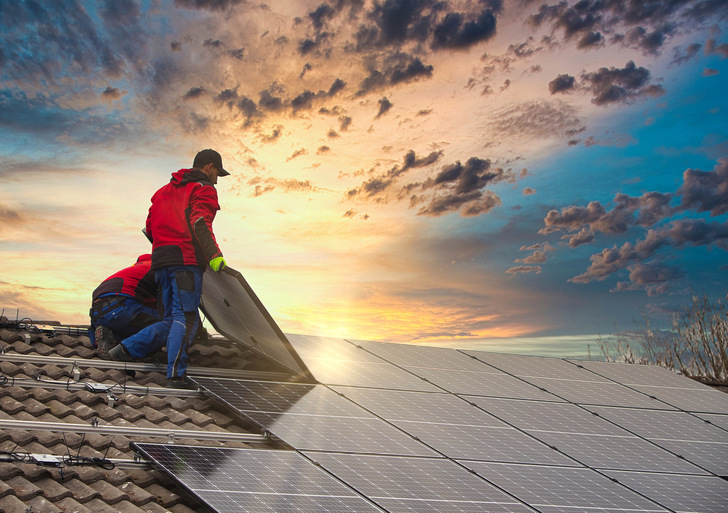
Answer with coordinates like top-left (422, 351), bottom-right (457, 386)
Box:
top-left (209, 256), bottom-right (227, 272)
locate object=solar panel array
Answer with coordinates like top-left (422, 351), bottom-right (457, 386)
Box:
top-left (136, 335), bottom-right (728, 513)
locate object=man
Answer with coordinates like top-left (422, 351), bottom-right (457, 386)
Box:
top-left (103, 149), bottom-right (229, 389)
top-left (90, 253), bottom-right (161, 354)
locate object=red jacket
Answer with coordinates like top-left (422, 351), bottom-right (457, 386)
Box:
top-left (93, 254), bottom-right (157, 307)
top-left (146, 169), bottom-right (223, 270)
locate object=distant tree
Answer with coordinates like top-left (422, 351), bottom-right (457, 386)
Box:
top-left (597, 292), bottom-right (728, 385)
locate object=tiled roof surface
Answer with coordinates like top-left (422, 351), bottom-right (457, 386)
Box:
top-left (0, 322), bottom-right (283, 513)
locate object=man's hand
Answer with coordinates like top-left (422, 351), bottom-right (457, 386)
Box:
top-left (210, 256), bottom-right (227, 272)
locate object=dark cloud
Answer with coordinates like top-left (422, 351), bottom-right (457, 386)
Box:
top-left (183, 87), bottom-right (206, 101)
top-left (431, 10), bottom-right (497, 49)
top-left (577, 31), bottom-right (604, 49)
top-left (677, 158), bottom-right (728, 216)
top-left (339, 116), bottom-right (352, 131)
top-left (357, 53), bottom-right (434, 95)
top-left (540, 159), bottom-right (728, 294)
top-left (548, 74), bottom-right (576, 94)
top-left (101, 86), bottom-right (124, 101)
top-left (173, 0), bottom-right (246, 11)
top-left (415, 158), bottom-right (517, 217)
top-left (526, 0), bottom-right (728, 56)
top-left (346, 149), bottom-right (443, 199)
top-left (328, 78), bottom-right (346, 96)
top-left (580, 60), bottom-right (665, 106)
top-left (376, 97), bottom-right (393, 118)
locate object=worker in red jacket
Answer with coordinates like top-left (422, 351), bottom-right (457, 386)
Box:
top-left (101, 149), bottom-right (229, 388)
top-left (90, 254), bottom-right (161, 353)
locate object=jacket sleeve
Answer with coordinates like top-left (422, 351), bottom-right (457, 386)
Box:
top-left (190, 184), bottom-right (223, 262)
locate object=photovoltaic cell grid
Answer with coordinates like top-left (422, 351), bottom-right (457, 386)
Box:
top-left (570, 359), bottom-right (728, 414)
top-left (200, 267), bottom-right (310, 378)
top-left (131, 444), bottom-right (386, 513)
top-left (286, 335), bottom-right (441, 391)
top-left (159, 337), bottom-right (728, 512)
top-left (331, 386), bottom-right (578, 466)
top-left (459, 461), bottom-right (671, 513)
top-left (192, 377), bottom-right (438, 457)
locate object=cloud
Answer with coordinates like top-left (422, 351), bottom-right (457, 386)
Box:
top-left (174, 0), bottom-right (246, 11)
top-left (376, 97), bottom-right (393, 118)
top-left (415, 157), bottom-right (518, 217)
top-left (431, 10), bottom-right (497, 49)
top-left (548, 74), bottom-right (576, 94)
top-left (677, 158), bottom-right (728, 216)
top-left (488, 99), bottom-right (585, 140)
top-left (705, 38), bottom-right (728, 58)
top-left (357, 53), bottom-right (434, 95)
top-left (506, 265), bottom-right (541, 275)
top-left (671, 43), bottom-right (702, 65)
top-left (248, 176), bottom-right (321, 197)
top-left (580, 60), bottom-right (665, 106)
top-left (540, 159), bottom-right (728, 294)
top-left (347, 149), bottom-right (443, 199)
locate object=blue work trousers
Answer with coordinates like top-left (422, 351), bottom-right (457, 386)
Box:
top-left (121, 266), bottom-right (203, 378)
top-left (89, 296), bottom-right (159, 347)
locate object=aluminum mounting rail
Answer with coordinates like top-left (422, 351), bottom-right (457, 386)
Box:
top-left (0, 419), bottom-right (269, 444)
top-left (0, 376), bottom-right (202, 398)
top-left (0, 352), bottom-right (292, 381)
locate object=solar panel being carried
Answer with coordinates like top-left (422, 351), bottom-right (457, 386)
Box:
top-left (199, 266), bottom-right (312, 379)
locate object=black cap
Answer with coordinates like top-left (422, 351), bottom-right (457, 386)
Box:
top-left (193, 149), bottom-right (230, 176)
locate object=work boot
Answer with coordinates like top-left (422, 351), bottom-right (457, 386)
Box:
top-left (166, 377), bottom-right (196, 390)
top-left (95, 326), bottom-right (118, 358)
top-left (104, 343), bottom-right (133, 362)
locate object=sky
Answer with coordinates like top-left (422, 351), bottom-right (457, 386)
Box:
top-left (1, 0), bottom-right (727, 357)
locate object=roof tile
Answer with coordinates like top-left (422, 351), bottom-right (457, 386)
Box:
top-left (61, 477), bottom-right (102, 503)
top-left (89, 479), bottom-right (129, 504)
top-left (0, 478), bottom-right (12, 500)
top-left (0, 385), bottom-right (31, 402)
top-left (119, 480), bottom-right (155, 506)
top-left (46, 399), bottom-right (74, 418)
top-left (34, 476), bottom-right (73, 501)
top-left (169, 503), bottom-right (200, 513)
top-left (0, 329), bottom-right (24, 343)
top-left (0, 493), bottom-right (31, 512)
top-left (24, 397), bottom-right (51, 417)
top-left (6, 475), bottom-right (43, 500)
top-left (26, 494), bottom-right (63, 513)
top-left (0, 396), bottom-right (25, 415)
top-left (55, 496), bottom-right (94, 513)
top-left (144, 483), bottom-right (182, 508)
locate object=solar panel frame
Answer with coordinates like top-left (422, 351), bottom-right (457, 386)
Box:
top-left (296, 356), bottom-right (442, 391)
top-left (400, 366), bottom-right (564, 400)
top-left (459, 461), bottom-right (671, 512)
top-left (304, 451), bottom-right (533, 508)
top-left (567, 359), bottom-right (710, 389)
top-left (521, 376), bottom-right (678, 409)
top-left (193, 377), bottom-right (440, 457)
top-left (465, 396), bottom-right (629, 435)
top-left (131, 443), bottom-right (387, 513)
top-left (200, 267), bottom-right (311, 379)
top-left (621, 385), bottom-right (728, 414)
top-left (602, 470), bottom-right (728, 513)
top-left (353, 339), bottom-right (493, 372)
top-left (462, 350), bottom-right (612, 381)
top-left (586, 405), bottom-right (728, 443)
top-left (523, 430), bottom-right (711, 474)
top-left (329, 386), bottom-right (578, 465)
